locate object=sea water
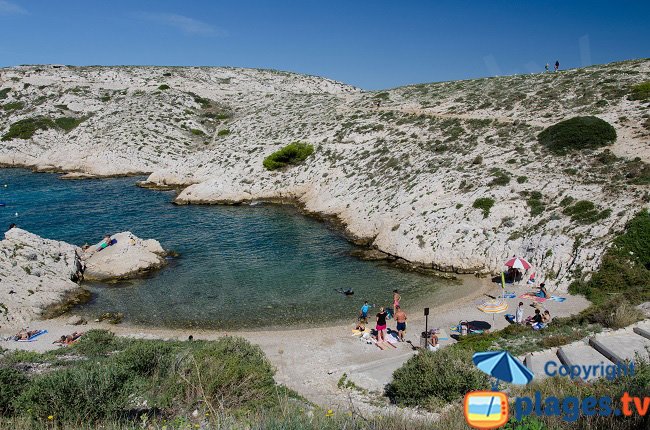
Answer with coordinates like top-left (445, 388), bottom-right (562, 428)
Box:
top-left (0, 168), bottom-right (465, 329)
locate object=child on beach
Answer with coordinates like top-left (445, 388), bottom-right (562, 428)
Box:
top-left (515, 302), bottom-right (525, 324)
top-left (359, 301), bottom-right (370, 323)
top-left (393, 290), bottom-right (401, 309)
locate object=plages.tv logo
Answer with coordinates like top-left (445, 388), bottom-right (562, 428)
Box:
top-left (464, 350), bottom-right (534, 429)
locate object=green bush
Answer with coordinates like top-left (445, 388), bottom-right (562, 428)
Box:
top-left (158, 84), bottom-right (170, 90)
top-left (190, 128), bottom-right (205, 136)
top-left (2, 101), bottom-right (24, 112)
top-left (630, 81), bottom-right (650, 101)
top-left (562, 200), bottom-right (611, 224)
top-left (385, 348), bottom-right (489, 408)
top-left (217, 128), bottom-right (230, 136)
top-left (17, 362), bottom-right (131, 423)
top-left (570, 210), bottom-right (650, 306)
top-left (1, 117), bottom-right (56, 141)
top-left (538, 116), bottom-right (616, 154)
top-left (263, 142), bottom-right (314, 170)
top-left (54, 117), bottom-right (85, 132)
top-left (472, 197), bottom-right (495, 218)
top-left (0, 332), bottom-right (279, 425)
top-left (0, 88), bottom-right (10, 99)
top-left (0, 369), bottom-right (28, 416)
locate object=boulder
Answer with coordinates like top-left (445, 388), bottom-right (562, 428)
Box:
top-left (82, 231), bottom-right (167, 281)
top-left (0, 228), bottom-right (84, 327)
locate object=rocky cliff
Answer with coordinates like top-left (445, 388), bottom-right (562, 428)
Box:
top-left (1, 61), bottom-right (649, 290)
top-left (0, 228), bottom-right (166, 327)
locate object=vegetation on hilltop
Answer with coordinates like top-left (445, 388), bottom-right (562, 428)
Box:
top-left (629, 81), bottom-right (650, 101)
top-left (538, 116), bottom-right (616, 155)
top-left (263, 142), bottom-right (314, 170)
top-left (1, 116), bottom-right (87, 140)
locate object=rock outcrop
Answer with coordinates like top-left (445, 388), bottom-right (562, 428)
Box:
top-left (0, 228), bottom-right (84, 327)
top-left (83, 231), bottom-right (167, 281)
top-left (0, 229), bottom-right (167, 328)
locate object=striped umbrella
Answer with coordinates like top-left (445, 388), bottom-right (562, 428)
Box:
top-left (473, 350), bottom-right (534, 386)
top-left (504, 257), bottom-right (532, 270)
top-left (477, 299), bottom-right (508, 323)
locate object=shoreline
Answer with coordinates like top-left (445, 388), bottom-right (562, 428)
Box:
top-left (0, 273), bottom-right (591, 409)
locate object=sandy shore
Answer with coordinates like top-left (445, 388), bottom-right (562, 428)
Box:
top-left (0, 275), bottom-right (590, 411)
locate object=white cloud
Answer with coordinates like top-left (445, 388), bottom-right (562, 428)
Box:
top-left (137, 12), bottom-right (224, 36)
top-left (0, 0), bottom-right (27, 15)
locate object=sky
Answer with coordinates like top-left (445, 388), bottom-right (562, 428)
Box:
top-left (0, 0), bottom-right (648, 89)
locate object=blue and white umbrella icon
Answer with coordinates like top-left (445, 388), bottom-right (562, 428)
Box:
top-left (473, 350), bottom-right (534, 387)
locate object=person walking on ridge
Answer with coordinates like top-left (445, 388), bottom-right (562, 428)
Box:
top-left (554, 60), bottom-right (560, 72)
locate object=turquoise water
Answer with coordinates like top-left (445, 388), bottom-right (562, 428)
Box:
top-left (0, 168), bottom-right (455, 329)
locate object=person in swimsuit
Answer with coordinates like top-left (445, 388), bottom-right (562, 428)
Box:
top-left (393, 290), bottom-right (401, 309)
top-left (394, 306), bottom-right (407, 341)
top-left (376, 307), bottom-right (388, 342)
top-left (359, 301), bottom-right (370, 323)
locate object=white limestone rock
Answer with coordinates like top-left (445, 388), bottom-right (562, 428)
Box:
top-left (82, 231), bottom-right (167, 281)
top-left (0, 228), bottom-right (84, 327)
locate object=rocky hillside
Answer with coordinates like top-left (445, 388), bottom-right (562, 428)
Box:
top-left (1, 60), bottom-right (649, 290)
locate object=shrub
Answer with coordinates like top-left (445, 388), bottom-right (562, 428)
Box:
top-left (158, 84), bottom-right (170, 90)
top-left (516, 175), bottom-right (528, 184)
top-left (527, 195), bottom-right (545, 217)
top-left (70, 329), bottom-right (122, 356)
top-left (569, 210), bottom-right (650, 306)
top-left (472, 197), bottom-right (494, 218)
top-left (630, 81), bottom-right (650, 101)
top-left (217, 129), bottom-right (230, 136)
top-left (54, 116), bottom-right (85, 132)
top-left (190, 128), bottom-right (205, 136)
top-left (263, 142), bottom-right (314, 170)
top-left (1, 117), bottom-right (56, 141)
top-left (489, 169), bottom-right (511, 186)
top-left (16, 362), bottom-right (131, 423)
top-left (538, 116), bottom-right (616, 154)
top-left (0, 369), bottom-right (27, 416)
top-left (0, 88), bottom-right (10, 99)
top-left (562, 200), bottom-right (611, 224)
top-left (385, 348), bottom-right (489, 408)
top-left (1, 101), bottom-right (23, 112)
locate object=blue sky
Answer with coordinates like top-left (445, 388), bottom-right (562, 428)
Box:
top-left (0, 1), bottom-right (648, 89)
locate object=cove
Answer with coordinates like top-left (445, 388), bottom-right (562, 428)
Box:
top-left (0, 168), bottom-right (469, 329)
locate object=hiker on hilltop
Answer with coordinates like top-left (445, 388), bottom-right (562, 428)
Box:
top-left (554, 60), bottom-right (560, 72)
top-left (545, 63), bottom-right (549, 72)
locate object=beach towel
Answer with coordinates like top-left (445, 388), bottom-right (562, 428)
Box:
top-left (550, 296), bottom-right (566, 302)
top-left (519, 293), bottom-right (547, 303)
top-left (502, 292), bottom-right (517, 299)
top-left (16, 329), bottom-right (47, 342)
top-left (352, 328), bottom-right (370, 336)
top-left (434, 328), bottom-right (449, 341)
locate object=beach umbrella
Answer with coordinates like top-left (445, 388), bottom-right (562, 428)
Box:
top-left (477, 299), bottom-right (508, 324)
top-left (472, 350), bottom-right (534, 386)
top-left (504, 257), bottom-right (531, 270)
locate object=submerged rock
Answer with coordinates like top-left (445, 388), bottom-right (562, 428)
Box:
top-left (0, 228), bottom-right (84, 327)
top-left (82, 231), bottom-right (167, 281)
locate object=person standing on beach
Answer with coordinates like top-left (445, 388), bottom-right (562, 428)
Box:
top-left (393, 290), bottom-right (401, 310)
top-left (376, 307), bottom-right (388, 342)
top-left (515, 302), bottom-right (525, 324)
top-left (394, 306), bottom-right (407, 341)
top-left (359, 301), bottom-right (370, 323)
top-left (554, 60), bottom-right (560, 71)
